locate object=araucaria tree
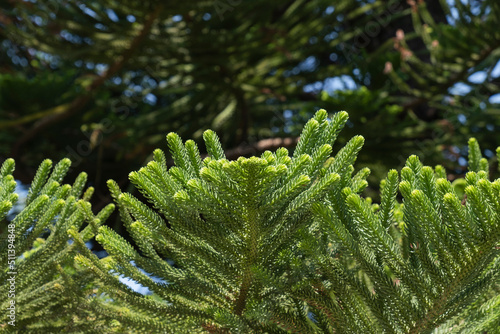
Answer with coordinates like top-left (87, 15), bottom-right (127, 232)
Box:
top-left (1, 109), bottom-right (499, 333)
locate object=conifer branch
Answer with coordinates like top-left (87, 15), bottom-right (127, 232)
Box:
top-left (2, 110), bottom-right (499, 332)
top-left (11, 4), bottom-right (164, 158)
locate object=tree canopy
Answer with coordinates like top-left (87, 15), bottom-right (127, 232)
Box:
top-left (1, 0), bottom-right (499, 202)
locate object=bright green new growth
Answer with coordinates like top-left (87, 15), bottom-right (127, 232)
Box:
top-left (309, 149), bottom-right (500, 333)
top-left (71, 109), bottom-right (358, 332)
top-left (0, 159), bottom-right (18, 220)
top-left (0, 158), bottom-right (119, 332)
top-left (1, 109), bottom-right (499, 333)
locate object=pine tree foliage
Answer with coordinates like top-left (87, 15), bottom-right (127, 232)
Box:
top-left (0, 158), bottom-right (120, 332)
top-left (288, 138), bottom-right (500, 333)
top-left (74, 109), bottom-right (497, 332)
top-left (69, 109), bottom-right (364, 332)
top-left (1, 109), bottom-right (499, 333)
top-left (4, 0), bottom-right (499, 192)
top-left (0, 159), bottom-right (18, 221)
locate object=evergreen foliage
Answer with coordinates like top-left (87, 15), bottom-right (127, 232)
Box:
top-left (1, 110), bottom-right (499, 333)
top-left (2, 1), bottom-right (500, 193)
top-left (0, 158), bottom-right (120, 332)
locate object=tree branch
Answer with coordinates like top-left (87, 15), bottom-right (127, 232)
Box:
top-left (10, 4), bottom-right (164, 158)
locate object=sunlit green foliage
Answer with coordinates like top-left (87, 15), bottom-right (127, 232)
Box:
top-left (0, 158), bottom-right (123, 332)
top-left (1, 110), bottom-right (499, 332)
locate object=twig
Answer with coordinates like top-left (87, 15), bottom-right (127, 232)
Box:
top-left (10, 4), bottom-right (164, 158)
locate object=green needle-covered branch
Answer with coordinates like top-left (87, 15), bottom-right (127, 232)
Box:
top-left (1, 109), bottom-right (499, 333)
top-left (0, 158), bottom-right (120, 332)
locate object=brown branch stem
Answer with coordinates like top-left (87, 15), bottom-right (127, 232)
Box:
top-left (10, 4), bottom-right (164, 158)
top-left (402, 42), bottom-right (500, 111)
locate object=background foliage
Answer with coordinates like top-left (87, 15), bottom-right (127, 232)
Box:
top-left (1, 0), bottom-right (499, 206)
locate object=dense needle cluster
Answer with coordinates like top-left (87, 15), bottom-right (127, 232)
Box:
top-left (1, 109), bottom-right (499, 333)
